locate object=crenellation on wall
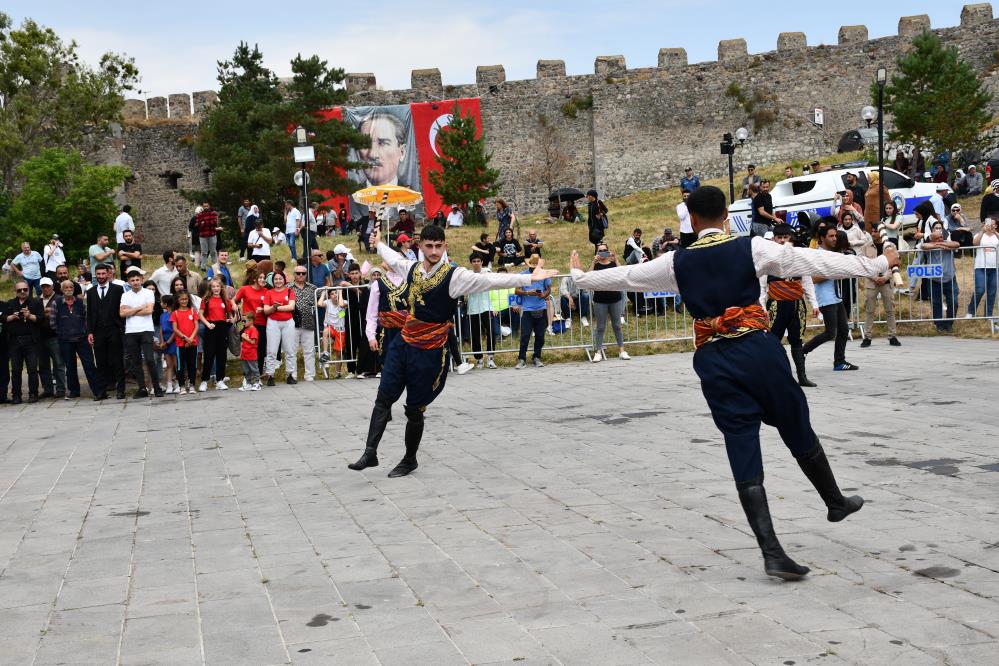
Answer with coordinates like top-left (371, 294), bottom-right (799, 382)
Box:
top-left (777, 32), bottom-right (807, 53)
top-left (899, 15), bottom-right (931, 37)
top-left (411, 68), bottom-right (443, 95)
top-left (146, 96), bottom-right (168, 119)
top-left (123, 99), bottom-right (147, 122)
top-left (962, 3), bottom-right (993, 25)
top-left (345, 73), bottom-right (376, 93)
top-left (476, 65), bottom-right (506, 89)
top-left (168, 93), bottom-right (191, 118)
top-left (718, 39), bottom-right (748, 62)
top-left (657, 48), bottom-right (688, 69)
top-left (192, 91), bottom-right (217, 116)
top-left (838, 25), bottom-right (868, 45)
top-left (537, 60), bottom-right (566, 78)
top-left (594, 55), bottom-right (626, 78)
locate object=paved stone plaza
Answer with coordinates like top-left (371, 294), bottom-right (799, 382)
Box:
top-left (1, 336), bottom-right (998, 665)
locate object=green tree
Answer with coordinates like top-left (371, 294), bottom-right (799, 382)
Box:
top-left (192, 43), bottom-right (366, 231)
top-left (429, 104), bottom-right (501, 208)
top-left (0, 12), bottom-right (138, 192)
top-left (878, 31), bottom-right (993, 159)
top-left (2, 148), bottom-right (129, 257)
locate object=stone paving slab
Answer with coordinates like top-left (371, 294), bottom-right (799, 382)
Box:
top-left (1, 336), bottom-right (999, 664)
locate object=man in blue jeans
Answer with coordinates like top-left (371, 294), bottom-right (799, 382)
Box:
top-left (284, 200), bottom-right (302, 261)
top-left (515, 254), bottom-right (551, 369)
top-left (921, 220), bottom-right (960, 332)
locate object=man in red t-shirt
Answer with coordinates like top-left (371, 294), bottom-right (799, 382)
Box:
top-left (196, 201), bottom-right (220, 270)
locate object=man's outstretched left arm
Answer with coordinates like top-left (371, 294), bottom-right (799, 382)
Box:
top-left (449, 268), bottom-right (532, 297)
top-left (571, 253), bottom-right (679, 293)
top-left (753, 237), bottom-right (891, 280)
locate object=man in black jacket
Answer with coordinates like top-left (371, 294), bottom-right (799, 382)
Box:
top-left (4, 280), bottom-right (44, 403)
top-left (86, 264), bottom-right (126, 400)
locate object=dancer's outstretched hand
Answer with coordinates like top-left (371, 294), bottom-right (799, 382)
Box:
top-left (530, 258), bottom-right (558, 282)
top-left (569, 250), bottom-right (582, 271)
top-left (882, 243), bottom-right (900, 269)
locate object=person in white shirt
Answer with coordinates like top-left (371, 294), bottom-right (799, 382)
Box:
top-left (447, 203), bottom-right (464, 228)
top-left (967, 218), bottom-right (999, 318)
top-left (114, 205), bottom-right (135, 244)
top-left (150, 251), bottom-right (179, 296)
top-left (284, 200), bottom-right (303, 261)
top-left (677, 190), bottom-right (695, 247)
top-left (43, 235), bottom-right (66, 277)
top-left (119, 266), bottom-right (163, 397)
top-left (929, 183), bottom-right (949, 223)
top-left (247, 219), bottom-right (273, 260)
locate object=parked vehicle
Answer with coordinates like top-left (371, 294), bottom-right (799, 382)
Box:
top-left (729, 165), bottom-right (950, 235)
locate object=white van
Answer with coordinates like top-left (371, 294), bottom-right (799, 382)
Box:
top-left (728, 166), bottom-right (948, 235)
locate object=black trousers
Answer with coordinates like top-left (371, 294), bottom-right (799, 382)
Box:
top-left (468, 312), bottom-right (495, 359)
top-left (125, 331), bottom-right (160, 389)
top-left (9, 335), bottom-right (39, 398)
top-left (0, 338), bottom-right (8, 400)
top-left (201, 321), bottom-right (230, 382)
top-left (518, 310), bottom-right (547, 361)
top-left (768, 298), bottom-right (806, 347)
top-left (803, 302), bottom-right (848, 366)
top-left (93, 328), bottom-right (125, 395)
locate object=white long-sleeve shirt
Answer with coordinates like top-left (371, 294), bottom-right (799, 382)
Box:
top-left (571, 230), bottom-right (888, 306)
top-left (364, 270), bottom-right (406, 342)
top-left (376, 242), bottom-right (533, 300)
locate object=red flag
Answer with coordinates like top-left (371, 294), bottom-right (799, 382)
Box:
top-left (410, 98), bottom-right (483, 218)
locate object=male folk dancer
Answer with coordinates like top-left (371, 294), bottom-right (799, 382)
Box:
top-left (365, 264), bottom-right (409, 365)
top-left (349, 225), bottom-right (556, 477)
top-left (764, 223), bottom-right (818, 388)
top-left (570, 186), bottom-right (899, 580)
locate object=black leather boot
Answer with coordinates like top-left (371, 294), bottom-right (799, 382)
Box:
top-left (388, 405), bottom-right (423, 478)
top-left (791, 346), bottom-right (816, 388)
top-left (737, 475), bottom-right (810, 580)
top-left (796, 442), bottom-right (864, 522)
top-left (348, 393), bottom-right (392, 470)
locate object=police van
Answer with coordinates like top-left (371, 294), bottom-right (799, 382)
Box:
top-left (728, 163), bottom-right (948, 235)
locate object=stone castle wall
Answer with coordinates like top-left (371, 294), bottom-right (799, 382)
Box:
top-left (118, 4), bottom-right (999, 251)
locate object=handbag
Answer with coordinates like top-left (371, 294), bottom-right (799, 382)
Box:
top-left (228, 321), bottom-right (242, 357)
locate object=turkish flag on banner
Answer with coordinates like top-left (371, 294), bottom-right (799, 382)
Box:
top-left (410, 98), bottom-right (483, 218)
top-left (313, 107), bottom-right (350, 228)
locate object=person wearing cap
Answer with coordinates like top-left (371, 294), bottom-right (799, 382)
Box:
top-left (764, 223), bottom-right (818, 387)
top-left (119, 266), bottom-right (163, 398)
top-left (447, 203), bottom-right (464, 228)
top-left (945, 203), bottom-right (973, 247)
top-left (117, 229), bottom-right (142, 276)
top-left (43, 235), bottom-right (66, 280)
top-left (652, 227), bottom-right (679, 256)
top-left (37, 277), bottom-right (67, 398)
top-left (680, 167), bottom-right (701, 194)
top-left (328, 243), bottom-right (353, 281)
top-left (956, 165), bottom-right (983, 196)
top-left (395, 234), bottom-right (417, 262)
top-left (389, 208), bottom-right (415, 236)
top-left (981, 180), bottom-right (999, 227)
top-left (929, 183), bottom-right (949, 222)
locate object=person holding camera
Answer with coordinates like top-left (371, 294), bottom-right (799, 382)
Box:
top-left (967, 218), bottom-right (999, 318)
top-left (590, 243), bottom-right (630, 363)
top-left (4, 280), bottom-right (44, 403)
top-left (514, 254), bottom-right (551, 369)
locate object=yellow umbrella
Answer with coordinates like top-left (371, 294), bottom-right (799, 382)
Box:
top-left (351, 185), bottom-right (423, 208)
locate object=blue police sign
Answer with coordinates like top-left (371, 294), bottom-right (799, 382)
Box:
top-left (907, 264), bottom-right (943, 279)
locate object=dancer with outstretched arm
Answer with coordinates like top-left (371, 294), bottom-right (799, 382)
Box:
top-left (348, 224), bottom-right (557, 478)
top-left (569, 186), bottom-right (899, 580)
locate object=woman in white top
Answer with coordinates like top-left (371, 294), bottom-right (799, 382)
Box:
top-left (967, 218), bottom-right (999, 318)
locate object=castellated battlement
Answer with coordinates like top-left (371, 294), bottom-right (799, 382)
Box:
top-left (123, 90), bottom-right (218, 122)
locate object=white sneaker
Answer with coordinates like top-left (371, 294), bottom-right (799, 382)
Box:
top-left (581, 316), bottom-right (589, 327)
top-left (965, 313), bottom-right (974, 319)
top-left (251, 383), bottom-right (261, 391)
top-left (486, 358), bottom-right (497, 369)
top-left (564, 319), bottom-right (572, 329)
top-left (546, 327), bottom-right (553, 335)
top-left (345, 372), bottom-right (356, 379)
top-left (456, 362), bottom-right (474, 375)
top-left (304, 376), bottom-right (314, 382)
top-left (475, 360), bottom-right (484, 369)
top-left (533, 358), bottom-right (544, 368)
top-left (592, 350), bottom-right (603, 363)
top-left (241, 378), bottom-right (248, 390)
top-left (515, 360), bottom-right (526, 369)
top-left (619, 350), bottom-right (631, 360)
top-left (238, 384), bottom-right (249, 392)
top-left (198, 381), bottom-right (208, 392)
top-left (216, 380), bottom-right (228, 390)
top-left (619, 316), bottom-right (625, 325)
top-left (178, 387), bottom-right (188, 395)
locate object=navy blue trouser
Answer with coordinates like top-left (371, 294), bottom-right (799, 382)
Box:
top-left (693, 331), bottom-right (815, 483)
top-left (377, 333), bottom-right (450, 410)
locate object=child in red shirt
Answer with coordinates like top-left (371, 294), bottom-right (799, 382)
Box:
top-left (170, 291), bottom-right (200, 394)
top-left (238, 313), bottom-right (261, 391)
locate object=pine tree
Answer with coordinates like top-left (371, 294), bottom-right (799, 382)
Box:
top-left (879, 31), bottom-right (992, 159)
top-left (428, 103), bottom-right (501, 208)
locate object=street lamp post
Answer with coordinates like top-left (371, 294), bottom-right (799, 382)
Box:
top-left (293, 126), bottom-right (315, 256)
top-left (720, 127), bottom-right (749, 204)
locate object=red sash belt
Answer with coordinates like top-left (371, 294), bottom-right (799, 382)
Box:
top-left (379, 310), bottom-right (408, 329)
top-left (401, 318), bottom-right (452, 349)
top-left (693, 304), bottom-right (769, 349)
top-left (767, 279), bottom-right (804, 302)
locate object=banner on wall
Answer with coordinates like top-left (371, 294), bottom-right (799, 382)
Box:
top-left (319, 98), bottom-right (483, 225)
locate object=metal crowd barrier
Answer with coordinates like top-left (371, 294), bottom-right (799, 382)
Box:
top-left (312, 284), bottom-right (371, 376)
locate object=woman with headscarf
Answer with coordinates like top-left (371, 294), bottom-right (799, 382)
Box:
top-left (242, 204), bottom-right (260, 259)
top-left (980, 180), bottom-right (999, 227)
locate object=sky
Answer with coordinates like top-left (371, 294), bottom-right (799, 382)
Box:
top-left (3, 1), bottom-right (979, 99)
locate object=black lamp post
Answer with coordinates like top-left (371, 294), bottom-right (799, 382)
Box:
top-left (720, 127), bottom-right (749, 203)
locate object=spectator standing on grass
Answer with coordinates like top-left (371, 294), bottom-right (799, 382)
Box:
top-left (247, 217), bottom-right (272, 262)
top-left (680, 167), bottom-right (700, 193)
top-left (5, 280), bottom-right (43, 403)
top-left (198, 278), bottom-right (235, 391)
top-left (921, 220), bottom-right (960, 333)
top-left (751, 180), bottom-right (779, 237)
top-left (740, 164), bottom-right (761, 199)
top-left (832, 190), bottom-right (863, 228)
top-left (53, 279), bottom-right (98, 398)
top-left (173, 255), bottom-right (203, 296)
top-left (54, 265), bottom-right (82, 297)
top-left (284, 200), bottom-right (302, 261)
top-left (43, 235), bottom-right (66, 279)
top-left (207, 250), bottom-right (235, 288)
top-left (114, 205), bottom-right (135, 244)
top-left (845, 172), bottom-right (866, 211)
top-left (120, 267), bottom-right (163, 398)
top-left (514, 254), bottom-right (551, 369)
top-left (117, 229), bottom-right (142, 276)
top-left (677, 190), bottom-right (695, 248)
top-left (89, 234), bottom-right (114, 270)
top-left (589, 243), bottom-right (629, 363)
top-left (878, 201), bottom-right (903, 250)
top-left (37, 277), bottom-right (66, 398)
top-left (586, 190), bottom-right (608, 248)
top-left (495, 199), bottom-right (515, 239)
top-left (291, 265), bottom-right (319, 382)
top-left (11, 242), bottom-right (43, 298)
top-left (150, 251), bottom-right (178, 296)
top-left (237, 198), bottom-right (252, 259)
top-left (967, 219), bottom-right (999, 318)
top-left (863, 172), bottom-right (889, 230)
top-left (196, 201), bottom-right (220, 269)
top-left (802, 223), bottom-right (858, 372)
top-left (981, 180), bottom-right (999, 227)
